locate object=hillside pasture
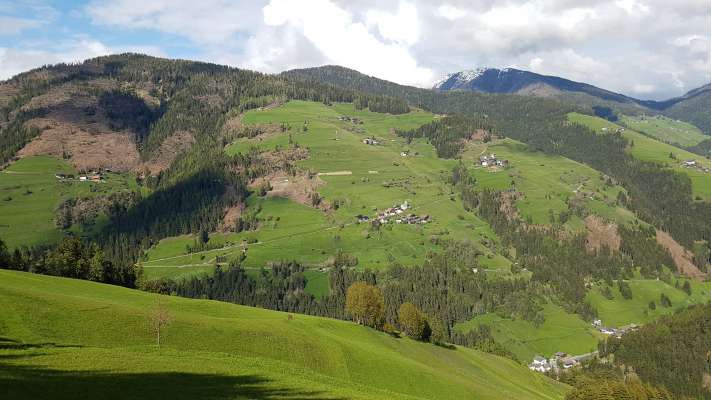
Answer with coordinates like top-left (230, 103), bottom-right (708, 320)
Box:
top-left (461, 138), bottom-right (636, 227)
top-left (586, 277), bottom-right (711, 327)
top-left (456, 303), bottom-right (601, 362)
top-left (569, 113), bottom-right (711, 201)
top-left (621, 114), bottom-right (708, 147)
top-left (0, 155), bottom-right (141, 248)
top-left (144, 101), bottom-right (507, 280)
top-left (0, 270), bottom-right (568, 400)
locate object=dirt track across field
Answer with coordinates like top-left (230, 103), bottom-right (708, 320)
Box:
top-left (317, 171), bottom-right (352, 176)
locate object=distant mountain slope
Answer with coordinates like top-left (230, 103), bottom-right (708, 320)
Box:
top-left (433, 68), bottom-right (637, 104)
top-left (658, 83), bottom-right (711, 135)
top-left (433, 67), bottom-right (711, 135)
top-left (0, 270), bottom-right (568, 400)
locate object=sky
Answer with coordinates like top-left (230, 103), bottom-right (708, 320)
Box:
top-left (1, 0), bottom-right (710, 100)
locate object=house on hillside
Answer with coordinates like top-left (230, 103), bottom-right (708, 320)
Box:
top-left (562, 357), bottom-right (578, 369)
top-left (529, 356), bottom-right (551, 373)
top-left (355, 214), bottom-right (370, 223)
top-left (479, 153), bottom-right (509, 168)
top-left (682, 160), bottom-right (697, 168)
top-left (363, 138), bottom-right (379, 145)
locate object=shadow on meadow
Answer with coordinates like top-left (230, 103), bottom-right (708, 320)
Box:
top-left (0, 339), bottom-right (348, 400)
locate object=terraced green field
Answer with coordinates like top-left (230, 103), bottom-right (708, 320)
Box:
top-left (145, 101), bottom-right (505, 279)
top-left (569, 113), bottom-right (711, 200)
top-left (0, 270), bottom-right (568, 400)
top-left (621, 114), bottom-right (708, 147)
top-left (0, 156), bottom-right (141, 248)
top-left (455, 303), bottom-right (602, 362)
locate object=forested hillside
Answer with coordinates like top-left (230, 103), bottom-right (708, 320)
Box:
top-left (598, 303), bottom-right (711, 399)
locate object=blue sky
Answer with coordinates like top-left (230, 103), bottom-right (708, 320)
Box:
top-left (2, 0), bottom-right (711, 99)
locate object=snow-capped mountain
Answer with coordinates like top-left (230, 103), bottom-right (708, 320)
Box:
top-left (433, 67), bottom-right (639, 105)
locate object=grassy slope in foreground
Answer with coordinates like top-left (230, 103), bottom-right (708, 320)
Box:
top-left (0, 270), bottom-right (567, 400)
top-left (569, 112), bottom-right (711, 201)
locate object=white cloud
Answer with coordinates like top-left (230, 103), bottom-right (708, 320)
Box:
top-left (615, 0), bottom-right (651, 15)
top-left (259, 0), bottom-right (433, 86)
top-left (16, 0), bottom-right (710, 98)
top-left (366, 1), bottom-right (419, 46)
top-left (435, 4), bottom-right (466, 20)
top-left (0, 38), bottom-right (164, 80)
top-left (0, 16), bottom-right (45, 35)
top-left (85, 0), bottom-right (263, 44)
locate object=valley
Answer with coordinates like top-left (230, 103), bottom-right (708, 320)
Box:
top-left (0, 54), bottom-right (709, 400)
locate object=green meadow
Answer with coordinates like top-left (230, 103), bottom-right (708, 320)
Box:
top-left (0, 155), bottom-right (141, 248)
top-left (0, 270), bottom-right (568, 400)
top-left (456, 303), bottom-right (602, 362)
top-left (621, 114), bottom-right (708, 147)
top-left (461, 138), bottom-right (636, 227)
top-left (586, 277), bottom-right (711, 327)
top-left (569, 113), bottom-right (711, 201)
top-left (145, 101), bottom-right (505, 280)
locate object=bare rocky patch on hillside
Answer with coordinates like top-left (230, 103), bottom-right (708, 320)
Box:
top-left (19, 117), bottom-right (140, 172)
top-left (584, 215), bottom-right (621, 252)
top-left (221, 203), bottom-right (245, 232)
top-left (252, 171), bottom-right (326, 210)
top-left (138, 131), bottom-right (195, 176)
top-left (655, 230), bottom-right (706, 279)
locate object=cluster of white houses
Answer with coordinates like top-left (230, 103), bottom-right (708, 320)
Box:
top-left (479, 153), bottom-right (509, 168)
top-left (55, 171), bottom-right (104, 182)
top-left (529, 352), bottom-right (584, 373)
top-left (681, 159), bottom-right (710, 172)
top-left (356, 201), bottom-right (430, 225)
top-left (592, 319), bottom-right (638, 338)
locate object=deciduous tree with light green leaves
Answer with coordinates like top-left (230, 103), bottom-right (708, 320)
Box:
top-left (345, 281), bottom-right (384, 328)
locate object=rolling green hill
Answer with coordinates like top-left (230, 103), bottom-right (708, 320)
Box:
top-left (143, 100), bottom-right (503, 280)
top-left (0, 269), bottom-right (568, 400)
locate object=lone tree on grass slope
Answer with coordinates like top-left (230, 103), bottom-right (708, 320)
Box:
top-left (345, 281), bottom-right (384, 328)
top-left (149, 297), bottom-right (172, 348)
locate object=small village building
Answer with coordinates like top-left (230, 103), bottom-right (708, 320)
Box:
top-left (479, 153), bottom-right (509, 168)
top-left (562, 357), bottom-right (578, 369)
top-left (355, 214), bottom-right (370, 223)
top-left (682, 160), bottom-right (697, 167)
top-left (529, 356), bottom-right (551, 373)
